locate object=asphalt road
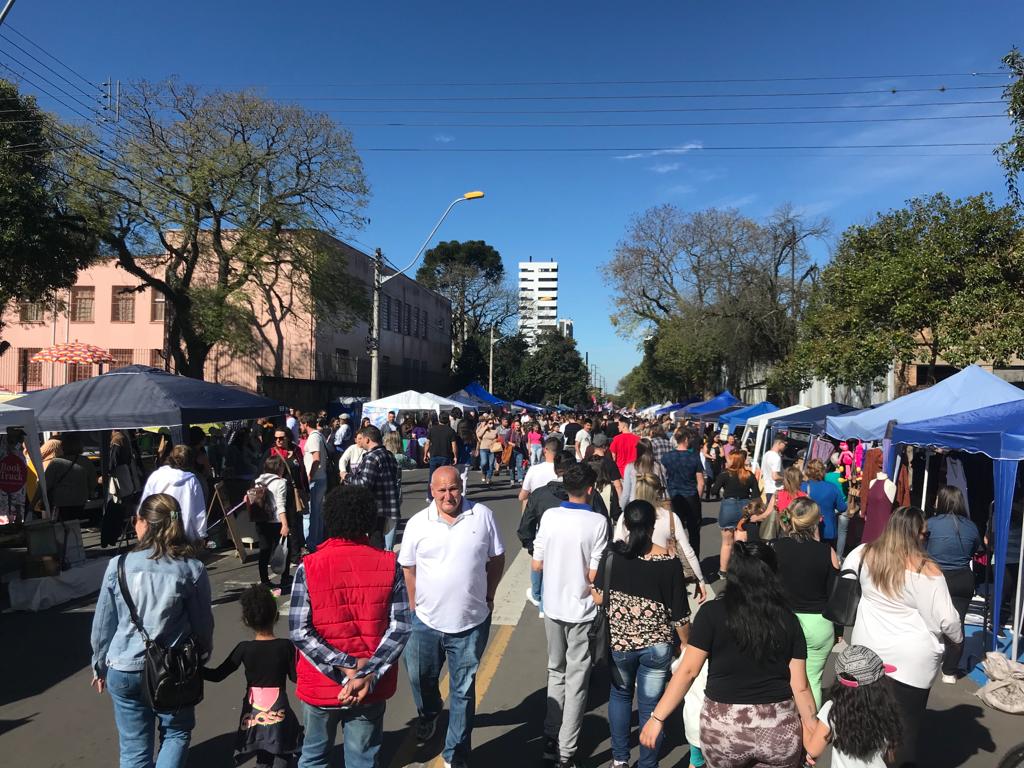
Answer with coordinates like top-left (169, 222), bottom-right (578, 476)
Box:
top-left (1, 468), bottom-right (1020, 767)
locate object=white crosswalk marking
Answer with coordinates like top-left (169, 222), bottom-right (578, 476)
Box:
top-left (491, 548), bottom-right (532, 626)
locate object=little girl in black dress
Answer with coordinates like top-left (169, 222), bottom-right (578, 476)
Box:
top-left (203, 585), bottom-right (303, 767)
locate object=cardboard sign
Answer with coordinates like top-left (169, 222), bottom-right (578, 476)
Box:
top-left (0, 453), bottom-right (28, 493)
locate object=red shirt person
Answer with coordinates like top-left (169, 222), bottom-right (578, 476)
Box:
top-left (608, 417), bottom-right (641, 476)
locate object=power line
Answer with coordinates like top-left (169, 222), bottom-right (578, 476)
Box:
top-left (0, 49), bottom-right (105, 124)
top-left (196, 70), bottom-right (1007, 88)
top-left (0, 31), bottom-right (100, 101)
top-left (340, 114), bottom-right (1006, 129)
top-left (267, 85), bottom-right (1004, 103)
top-left (3, 24), bottom-right (99, 90)
top-left (356, 142), bottom-right (997, 153)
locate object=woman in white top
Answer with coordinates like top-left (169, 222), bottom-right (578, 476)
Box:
top-left (616, 467), bottom-right (708, 607)
top-left (844, 506), bottom-right (961, 768)
top-left (621, 439), bottom-right (667, 507)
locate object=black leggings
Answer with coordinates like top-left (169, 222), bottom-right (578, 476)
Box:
top-left (670, 494), bottom-right (702, 559)
top-left (255, 521), bottom-right (291, 586)
top-left (941, 566), bottom-right (974, 675)
top-left (891, 678), bottom-right (930, 767)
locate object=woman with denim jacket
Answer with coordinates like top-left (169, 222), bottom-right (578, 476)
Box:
top-left (90, 493), bottom-right (215, 768)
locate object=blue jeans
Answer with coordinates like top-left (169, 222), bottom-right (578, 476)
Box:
top-left (404, 613), bottom-right (491, 763)
top-left (427, 456), bottom-right (451, 500)
top-left (530, 567), bottom-right (544, 612)
top-left (306, 478), bottom-right (327, 551)
top-left (609, 644), bottom-right (673, 768)
top-left (836, 512), bottom-right (850, 558)
top-left (479, 450), bottom-right (496, 479)
top-left (106, 668), bottom-right (194, 768)
top-left (298, 701), bottom-right (385, 768)
top-left (530, 444), bottom-right (543, 465)
top-left (509, 450), bottom-right (525, 483)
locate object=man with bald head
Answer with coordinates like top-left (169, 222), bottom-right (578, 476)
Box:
top-left (398, 465), bottom-right (506, 768)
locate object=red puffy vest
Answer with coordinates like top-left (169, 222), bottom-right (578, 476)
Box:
top-left (295, 537), bottom-right (399, 707)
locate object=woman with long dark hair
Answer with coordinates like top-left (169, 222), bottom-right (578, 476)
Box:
top-left (90, 493), bottom-right (215, 768)
top-left (640, 541), bottom-right (816, 768)
top-left (591, 501), bottom-right (689, 768)
top-left (711, 450), bottom-right (761, 573)
top-left (845, 507), bottom-right (961, 767)
top-left (925, 485), bottom-right (981, 684)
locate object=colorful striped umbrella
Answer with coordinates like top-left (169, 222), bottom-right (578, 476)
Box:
top-left (31, 342), bottom-right (116, 364)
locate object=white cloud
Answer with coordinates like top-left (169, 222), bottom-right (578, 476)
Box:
top-left (615, 141), bottom-right (703, 161)
top-left (433, 133), bottom-right (455, 143)
top-left (665, 183), bottom-right (694, 196)
top-left (650, 162), bottom-right (682, 174)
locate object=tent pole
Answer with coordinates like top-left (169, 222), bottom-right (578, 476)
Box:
top-left (1013, 504), bottom-right (1024, 661)
top-left (920, 448), bottom-right (930, 510)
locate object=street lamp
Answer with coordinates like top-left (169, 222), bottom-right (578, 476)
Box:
top-left (369, 190), bottom-right (485, 400)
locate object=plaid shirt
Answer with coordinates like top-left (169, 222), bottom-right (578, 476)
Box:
top-left (345, 445), bottom-right (401, 520)
top-left (288, 557), bottom-right (411, 685)
top-left (651, 436), bottom-right (674, 463)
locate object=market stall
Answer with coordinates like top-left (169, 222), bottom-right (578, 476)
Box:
top-left (743, 404), bottom-right (810, 468)
top-left (361, 390), bottom-right (469, 427)
top-left (721, 401), bottom-right (777, 435)
top-left (681, 391), bottom-right (741, 417)
top-left (0, 402), bottom-right (50, 519)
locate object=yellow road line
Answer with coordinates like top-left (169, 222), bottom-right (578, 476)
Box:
top-left (392, 623), bottom-right (515, 768)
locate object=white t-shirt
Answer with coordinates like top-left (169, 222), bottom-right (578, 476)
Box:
top-left (533, 502), bottom-right (609, 623)
top-left (761, 449), bottom-right (783, 494)
top-left (576, 429), bottom-right (592, 458)
top-left (522, 461), bottom-right (558, 494)
top-left (815, 700), bottom-right (886, 768)
top-left (399, 499), bottom-right (505, 634)
top-left (139, 466), bottom-right (207, 541)
top-left (303, 430), bottom-right (328, 481)
top-left (286, 415), bottom-right (300, 443)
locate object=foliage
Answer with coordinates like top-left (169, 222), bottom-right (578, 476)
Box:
top-left (0, 79), bottom-right (98, 331)
top-left (788, 192), bottom-right (1024, 390)
top-left (519, 330), bottom-right (589, 406)
top-left (452, 334), bottom-right (487, 389)
top-left (602, 203), bottom-right (828, 396)
top-left (996, 47), bottom-right (1024, 208)
top-left (60, 79), bottom-right (369, 378)
top-left (489, 331), bottom-right (530, 400)
top-left (416, 239), bottom-right (516, 370)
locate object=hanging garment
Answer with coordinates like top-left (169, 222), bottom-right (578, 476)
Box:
top-left (862, 477), bottom-right (896, 544)
top-left (946, 456), bottom-right (970, 515)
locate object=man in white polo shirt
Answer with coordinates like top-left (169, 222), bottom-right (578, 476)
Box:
top-left (399, 465), bottom-right (505, 768)
top-left (532, 462), bottom-right (608, 768)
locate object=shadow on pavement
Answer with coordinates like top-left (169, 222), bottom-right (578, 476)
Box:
top-left (0, 713), bottom-right (37, 737)
top-left (919, 703), bottom-right (997, 766)
top-left (0, 608), bottom-right (95, 707)
top-left (186, 731), bottom-right (236, 766)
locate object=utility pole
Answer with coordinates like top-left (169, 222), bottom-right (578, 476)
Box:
top-left (488, 325), bottom-right (495, 394)
top-left (0, 0), bottom-right (19, 27)
top-left (368, 248), bottom-right (384, 400)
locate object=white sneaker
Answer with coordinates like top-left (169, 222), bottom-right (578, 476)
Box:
top-left (538, 610), bottom-right (545, 619)
top-left (941, 673), bottom-right (957, 685)
top-left (525, 587), bottom-right (540, 608)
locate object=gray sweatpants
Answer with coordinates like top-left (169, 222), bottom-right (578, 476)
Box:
top-left (543, 616), bottom-right (594, 761)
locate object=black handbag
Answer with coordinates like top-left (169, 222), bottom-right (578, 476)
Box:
top-left (822, 555), bottom-right (864, 626)
top-left (117, 555), bottom-right (204, 712)
top-left (588, 550), bottom-right (614, 665)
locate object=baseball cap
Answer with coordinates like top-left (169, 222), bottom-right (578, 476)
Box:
top-left (835, 644), bottom-right (896, 688)
top-left (592, 433), bottom-right (609, 448)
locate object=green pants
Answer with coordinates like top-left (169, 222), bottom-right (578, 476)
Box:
top-left (796, 612), bottom-right (835, 708)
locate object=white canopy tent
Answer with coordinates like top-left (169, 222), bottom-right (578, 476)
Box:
top-left (0, 402), bottom-right (50, 517)
top-left (362, 390), bottom-right (471, 427)
top-left (741, 404), bottom-right (810, 469)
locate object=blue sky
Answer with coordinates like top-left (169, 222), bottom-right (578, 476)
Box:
top-left (5, 1), bottom-right (1021, 390)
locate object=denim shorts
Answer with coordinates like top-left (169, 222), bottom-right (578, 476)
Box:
top-left (719, 497), bottom-right (745, 530)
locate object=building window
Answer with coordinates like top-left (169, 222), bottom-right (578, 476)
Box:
top-left (111, 286), bottom-right (136, 323)
top-left (422, 311), bottom-right (428, 340)
top-left (67, 362), bottom-right (93, 382)
top-left (17, 348), bottom-right (42, 388)
top-left (405, 304), bottom-right (411, 335)
top-left (70, 286), bottom-right (95, 322)
top-left (109, 349), bottom-right (134, 369)
top-left (149, 349), bottom-right (165, 369)
top-left (18, 302), bottom-right (45, 323)
top-left (382, 296), bottom-right (391, 331)
top-left (150, 291), bottom-right (166, 322)
top-left (413, 307), bottom-right (420, 337)
top-left (393, 300), bottom-right (402, 333)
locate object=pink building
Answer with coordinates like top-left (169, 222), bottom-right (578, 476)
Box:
top-left (1, 238), bottom-right (453, 407)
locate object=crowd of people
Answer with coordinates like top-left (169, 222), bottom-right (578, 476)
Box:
top-left (79, 404), bottom-right (990, 768)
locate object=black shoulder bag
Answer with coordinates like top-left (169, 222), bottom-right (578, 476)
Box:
top-left (117, 554), bottom-right (204, 712)
top-left (587, 549), bottom-right (614, 666)
top-left (822, 551), bottom-right (865, 627)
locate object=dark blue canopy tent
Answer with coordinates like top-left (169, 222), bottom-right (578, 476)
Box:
top-left (721, 401), bottom-right (777, 433)
top-left (11, 365), bottom-right (285, 432)
top-left (692, 404), bottom-right (747, 424)
top-left (463, 381), bottom-right (506, 406)
top-left (682, 391), bottom-right (741, 417)
top-left (892, 399), bottom-right (1024, 657)
top-left (512, 400), bottom-right (544, 413)
top-left (768, 402), bottom-right (858, 437)
top-left (655, 397), bottom-right (700, 417)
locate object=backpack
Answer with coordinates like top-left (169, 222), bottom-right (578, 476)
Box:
top-left (246, 482), bottom-right (272, 523)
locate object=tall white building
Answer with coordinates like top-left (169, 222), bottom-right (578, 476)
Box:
top-left (518, 259), bottom-right (558, 350)
top-left (557, 318), bottom-right (574, 339)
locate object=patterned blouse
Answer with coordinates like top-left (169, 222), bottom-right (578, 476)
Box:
top-left (596, 551), bottom-right (689, 652)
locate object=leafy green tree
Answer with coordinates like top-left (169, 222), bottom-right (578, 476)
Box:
top-left (452, 334), bottom-right (487, 389)
top-left (519, 330), bottom-right (588, 406)
top-left (416, 240), bottom-right (516, 369)
top-left (61, 80), bottom-right (369, 379)
top-left (0, 80), bottom-right (97, 333)
top-left (997, 47), bottom-right (1024, 208)
top-left (489, 331), bottom-right (530, 400)
top-left (788, 192), bottom-right (1024, 390)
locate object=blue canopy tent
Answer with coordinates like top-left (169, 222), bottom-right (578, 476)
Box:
top-left (682, 391), bottom-right (741, 417)
top-left (655, 397), bottom-right (700, 417)
top-left (768, 402), bottom-right (858, 437)
top-left (892, 399), bottom-right (1024, 658)
top-left (825, 365), bottom-right (1024, 442)
top-left (512, 400), bottom-right (544, 413)
top-left (693, 404), bottom-right (747, 424)
top-left (11, 365), bottom-right (284, 433)
top-left (722, 401), bottom-right (777, 434)
top-left (463, 381), bottom-right (506, 407)
top-left (447, 388), bottom-right (493, 410)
